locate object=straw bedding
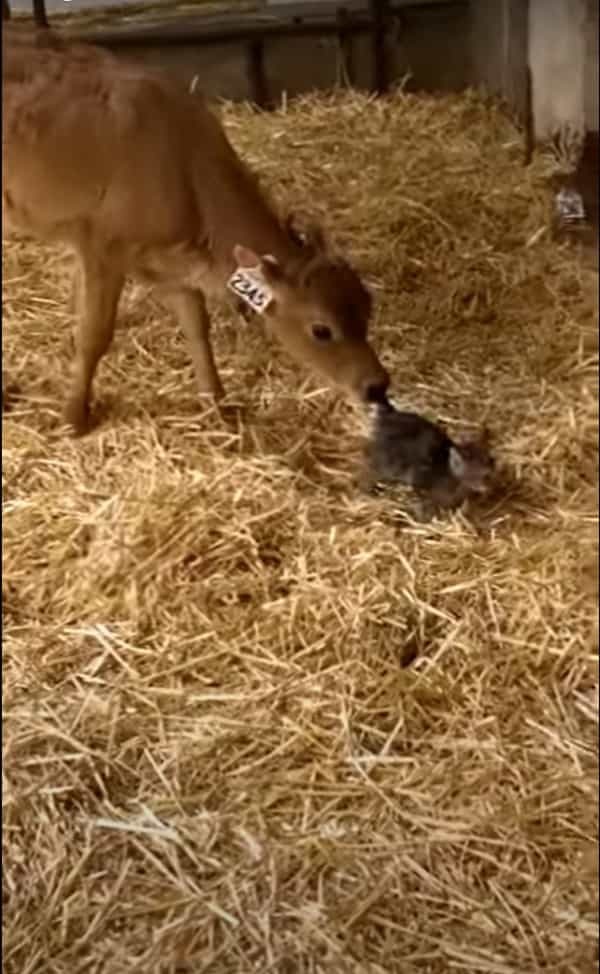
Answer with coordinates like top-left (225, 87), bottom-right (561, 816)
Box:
top-left (2, 87), bottom-right (598, 973)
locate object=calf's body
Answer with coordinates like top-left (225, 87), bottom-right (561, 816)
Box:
top-left (2, 25), bottom-right (389, 432)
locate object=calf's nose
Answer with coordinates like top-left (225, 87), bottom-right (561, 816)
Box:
top-left (364, 378), bottom-right (390, 405)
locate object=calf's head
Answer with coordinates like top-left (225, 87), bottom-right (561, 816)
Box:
top-left (232, 235), bottom-right (389, 405)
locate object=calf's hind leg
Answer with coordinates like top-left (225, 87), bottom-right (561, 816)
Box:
top-left (64, 253), bottom-right (124, 435)
top-left (162, 288), bottom-right (224, 400)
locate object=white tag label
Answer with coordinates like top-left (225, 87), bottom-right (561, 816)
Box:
top-left (556, 187), bottom-right (586, 222)
top-left (227, 266), bottom-right (274, 314)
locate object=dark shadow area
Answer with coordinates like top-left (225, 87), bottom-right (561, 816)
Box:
top-left (554, 131), bottom-right (599, 269)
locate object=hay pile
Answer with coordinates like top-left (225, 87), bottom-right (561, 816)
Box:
top-left (3, 88), bottom-right (598, 973)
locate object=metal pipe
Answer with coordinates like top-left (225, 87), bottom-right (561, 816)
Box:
top-left (370, 0), bottom-right (390, 94)
top-left (33, 0), bottom-right (49, 28)
top-left (336, 6), bottom-right (356, 87)
top-left (247, 38), bottom-right (269, 108)
top-left (523, 65), bottom-right (534, 165)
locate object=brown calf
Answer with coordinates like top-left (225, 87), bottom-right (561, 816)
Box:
top-left (2, 25), bottom-right (389, 434)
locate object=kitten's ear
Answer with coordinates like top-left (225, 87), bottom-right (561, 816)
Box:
top-left (449, 446), bottom-right (466, 479)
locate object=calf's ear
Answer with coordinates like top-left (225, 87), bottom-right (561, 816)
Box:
top-left (284, 213), bottom-right (327, 253)
top-left (259, 254), bottom-right (286, 284)
top-left (232, 246), bottom-right (286, 285)
top-left (233, 244), bottom-right (260, 268)
top-left (303, 222), bottom-right (326, 253)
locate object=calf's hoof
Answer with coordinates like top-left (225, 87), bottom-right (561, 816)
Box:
top-left (2, 379), bottom-right (21, 413)
top-left (196, 380), bottom-right (226, 407)
top-left (63, 400), bottom-right (93, 437)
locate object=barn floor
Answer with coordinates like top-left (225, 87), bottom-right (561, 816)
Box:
top-left (2, 89), bottom-right (598, 973)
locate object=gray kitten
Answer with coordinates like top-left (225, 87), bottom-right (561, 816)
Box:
top-left (363, 398), bottom-right (495, 510)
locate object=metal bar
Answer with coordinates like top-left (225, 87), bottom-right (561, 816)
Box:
top-left (76, 16), bottom-right (376, 48)
top-left (32, 0), bottom-right (49, 28)
top-left (247, 38), bottom-right (269, 108)
top-left (523, 64), bottom-right (534, 165)
top-left (336, 6), bottom-right (355, 87)
top-left (370, 0), bottom-right (389, 94)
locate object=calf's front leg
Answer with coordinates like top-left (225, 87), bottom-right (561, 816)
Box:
top-left (163, 288), bottom-right (224, 400)
top-left (64, 253), bottom-right (124, 435)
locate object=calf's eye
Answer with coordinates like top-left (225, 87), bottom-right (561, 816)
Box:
top-left (311, 324), bottom-right (333, 342)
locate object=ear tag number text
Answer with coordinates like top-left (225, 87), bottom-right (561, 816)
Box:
top-left (227, 267), bottom-right (274, 314)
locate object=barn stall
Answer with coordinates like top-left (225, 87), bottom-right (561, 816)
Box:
top-left (2, 3), bottom-right (598, 972)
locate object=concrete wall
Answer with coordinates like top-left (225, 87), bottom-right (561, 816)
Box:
top-left (469, 0), bottom-right (529, 122)
top-left (469, 0), bottom-right (598, 141)
top-left (528, 0), bottom-right (596, 140)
